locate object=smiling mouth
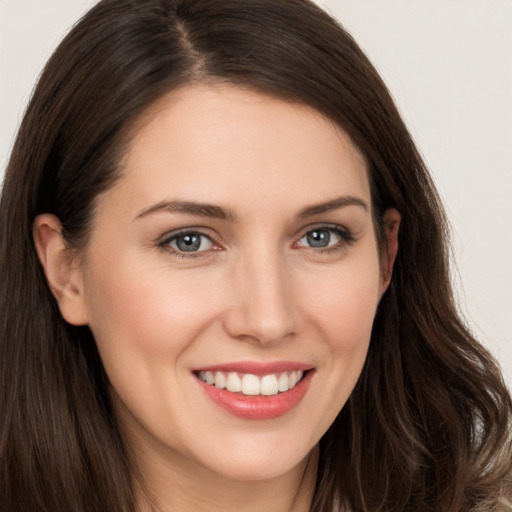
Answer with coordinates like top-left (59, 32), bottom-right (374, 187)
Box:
top-left (195, 370), bottom-right (307, 396)
top-left (194, 365), bottom-right (314, 419)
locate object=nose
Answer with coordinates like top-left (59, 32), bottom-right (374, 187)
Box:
top-left (222, 249), bottom-right (297, 345)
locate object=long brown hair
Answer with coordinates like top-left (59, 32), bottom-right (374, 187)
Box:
top-left (1, 0), bottom-right (510, 510)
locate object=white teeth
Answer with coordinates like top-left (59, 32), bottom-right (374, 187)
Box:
top-left (241, 374), bottom-right (260, 395)
top-left (214, 371), bottom-right (226, 389)
top-left (278, 372), bottom-right (289, 392)
top-left (226, 372), bottom-right (242, 392)
top-left (260, 374), bottom-right (279, 396)
top-left (197, 370), bottom-right (306, 396)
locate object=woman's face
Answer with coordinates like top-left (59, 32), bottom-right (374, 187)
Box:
top-left (64, 85), bottom-right (397, 481)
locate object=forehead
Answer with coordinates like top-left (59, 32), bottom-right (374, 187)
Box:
top-left (107, 84), bottom-right (371, 217)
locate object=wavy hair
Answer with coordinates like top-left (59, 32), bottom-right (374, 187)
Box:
top-left (1, 0), bottom-right (511, 510)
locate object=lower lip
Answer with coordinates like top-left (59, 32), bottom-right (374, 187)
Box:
top-left (196, 371), bottom-right (313, 420)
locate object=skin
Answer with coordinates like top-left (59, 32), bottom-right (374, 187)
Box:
top-left (34, 84), bottom-right (400, 512)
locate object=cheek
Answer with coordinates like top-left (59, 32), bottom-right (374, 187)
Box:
top-left (82, 254), bottom-right (222, 368)
top-left (301, 251), bottom-right (381, 390)
top-left (318, 283), bottom-right (377, 387)
top-left (304, 256), bottom-right (381, 348)
top-left (81, 255), bottom-right (227, 443)
top-left (331, 277), bottom-right (379, 347)
top-left (285, 254), bottom-right (382, 439)
top-left (80, 255), bottom-right (224, 443)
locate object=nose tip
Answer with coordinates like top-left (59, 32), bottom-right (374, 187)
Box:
top-left (223, 260), bottom-right (296, 345)
top-left (241, 313), bottom-right (295, 345)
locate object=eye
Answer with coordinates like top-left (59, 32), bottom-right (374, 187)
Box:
top-left (296, 227), bottom-right (350, 249)
top-left (163, 231), bottom-right (214, 253)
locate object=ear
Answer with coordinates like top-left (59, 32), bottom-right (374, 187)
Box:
top-left (33, 214), bottom-right (89, 325)
top-left (379, 208), bottom-right (401, 296)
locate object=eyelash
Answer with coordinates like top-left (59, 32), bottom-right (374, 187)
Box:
top-left (295, 224), bottom-right (356, 255)
top-left (158, 224), bottom-right (356, 259)
top-left (159, 229), bottom-right (218, 259)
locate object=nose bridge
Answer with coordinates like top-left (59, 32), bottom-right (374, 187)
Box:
top-left (225, 243), bottom-right (296, 344)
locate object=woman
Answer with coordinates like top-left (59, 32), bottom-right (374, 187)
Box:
top-left (0, 0), bottom-right (510, 510)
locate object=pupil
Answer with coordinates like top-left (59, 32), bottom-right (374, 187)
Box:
top-left (307, 230), bottom-right (330, 248)
top-left (177, 234), bottom-right (201, 252)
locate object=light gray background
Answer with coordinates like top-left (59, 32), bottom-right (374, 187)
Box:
top-left (1, 1), bottom-right (511, 385)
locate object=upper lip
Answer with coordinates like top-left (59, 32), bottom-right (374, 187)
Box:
top-left (193, 361), bottom-right (314, 375)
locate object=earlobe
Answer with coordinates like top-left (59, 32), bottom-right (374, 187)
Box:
top-left (379, 208), bottom-right (401, 294)
top-left (33, 214), bottom-right (89, 325)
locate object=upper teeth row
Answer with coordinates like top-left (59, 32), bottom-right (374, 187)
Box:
top-left (198, 370), bottom-right (304, 396)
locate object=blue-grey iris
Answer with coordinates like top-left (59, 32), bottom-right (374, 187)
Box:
top-left (176, 234), bottom-right (202, 252)
top-left (307, 229), bottom-right (330, 248)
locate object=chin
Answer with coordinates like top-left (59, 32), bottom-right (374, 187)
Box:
top-left (190, 430), bottom-right (315, 482)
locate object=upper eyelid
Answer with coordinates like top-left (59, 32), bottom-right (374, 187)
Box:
top-left (294, 222), bottom-right (352, 239)
top-left (158, 227), bottom-right (217, 244)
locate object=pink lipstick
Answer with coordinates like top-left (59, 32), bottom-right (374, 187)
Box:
top-left (193, 361), bottom-right (314, 420)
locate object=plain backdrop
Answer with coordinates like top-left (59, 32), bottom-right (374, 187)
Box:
top-left (1, 1), bottom-right (511, 386)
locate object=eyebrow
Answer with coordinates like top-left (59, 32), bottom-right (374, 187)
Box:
top-left (135, 200), bottom-right (236, 221)
top-left (134, 195), bottom-right (368, 222)
top-left (296, 195), bottom-right (368, 218)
